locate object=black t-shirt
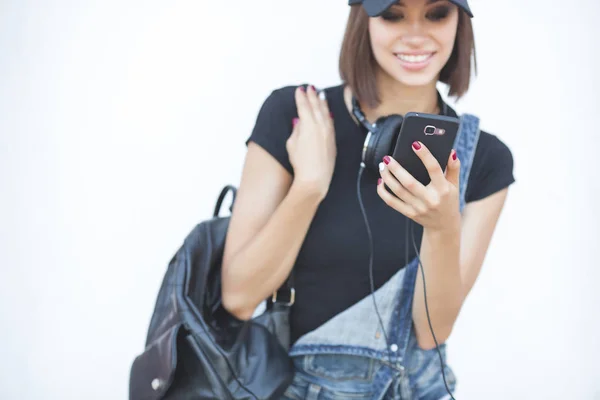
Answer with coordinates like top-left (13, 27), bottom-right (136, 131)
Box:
top-left (246, 84), bottom-right (515, 344)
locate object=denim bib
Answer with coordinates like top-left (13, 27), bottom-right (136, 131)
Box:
top-left (283, 114), bottom-right (481, 400)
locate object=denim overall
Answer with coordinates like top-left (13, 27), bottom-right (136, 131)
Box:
top-left (281, 114), bottom-right (481, 400)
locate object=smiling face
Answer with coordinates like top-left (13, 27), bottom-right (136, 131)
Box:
top-left (368, 0), bottom-right (460, 88)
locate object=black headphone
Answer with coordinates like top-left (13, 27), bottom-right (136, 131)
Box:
top-left (352, 94), bottom-right (449, 175)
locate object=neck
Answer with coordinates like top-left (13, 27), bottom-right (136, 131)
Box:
top-left (362, 70), bottom-right (441, 121)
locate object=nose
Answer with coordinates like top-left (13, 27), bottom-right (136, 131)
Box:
top-left (401, 21), bottom-right (428, 47)
top-left (401, 34), bottom-right (428, 48)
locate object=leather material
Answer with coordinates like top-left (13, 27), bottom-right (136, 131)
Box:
top-left (351, 94), bottom-right (404, 175)
top-left (129, 186), bottom-right (294, 400)
top-left (363, 114), bottom-right (404, 174)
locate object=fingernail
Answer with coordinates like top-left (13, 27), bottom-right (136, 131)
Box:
top-left (310, 85), bottom-right (316, 91)
top-left (412, 141), bottom-right (421, 150)
top-left (299, 86), bottom-right (305, 92)
top-left (452, 150), bottom-right (457, 160)
top-left (292, 118), bottom-right (299, 126)
top-left (383, 156), bottom-right (390, 165)
top-left (329, 112), bottom-right (334, 118)
top-left (377, 178), bottom-right (382, 185)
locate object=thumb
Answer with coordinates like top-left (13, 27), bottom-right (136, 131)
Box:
top-left (286, 118), bottom-right (299, 145)
top-left (445, 149), bottom-right (461, 187)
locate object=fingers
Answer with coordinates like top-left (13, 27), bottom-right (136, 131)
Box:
top-left (376, 177), bottom-right (416, 218)
top-left (294, 84), bottom-right (332, 130)
top-left (290, 117), bottom-right (300, 137)
top-left (411, 141), bottom-right (445, 186)
top-left (295, 86), bottom-right (313, 121)
top-left (381, 155), bottom-right (429, 200)
top-left (305, 85), bottom-right (324, 123)
top-left (445, 149), bottom-right (461, 187)
top-left (286, 117), bottom-right (300, 150)
top-left (378, 161), bottom-right (422, 208)
top-left (316, 88), bottom-right (333, 128)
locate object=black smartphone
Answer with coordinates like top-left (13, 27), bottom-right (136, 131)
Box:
top-left (391, 112), bottom-right (460, 186)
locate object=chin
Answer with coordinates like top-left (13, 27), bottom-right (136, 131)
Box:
top-left (392, 72), bottom-right (439, 88)
top-left (382, 67), bottom-right (440, 89)
top-left (379, 53), bottom-right (446, 89)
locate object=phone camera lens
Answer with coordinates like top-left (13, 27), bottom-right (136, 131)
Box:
top-left (424, 126), bottom-right (435, 135)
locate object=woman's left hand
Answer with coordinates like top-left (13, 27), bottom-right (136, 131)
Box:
top-left (377, 141), bottom-right (461, 232)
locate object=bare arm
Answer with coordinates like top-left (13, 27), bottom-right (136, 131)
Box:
top-left (221, 143), bottom-right (323, 320)
top-left (412, 188), bottom-right (509, 349)
top-left (222, 85), bottom-right (336, 320)
top-left (376, 143), bottom-right (511, 350)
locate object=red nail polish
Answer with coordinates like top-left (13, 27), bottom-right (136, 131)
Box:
top-left (452, 150), bottom-right (457, 160)
top-left (310, 85), bottom-right (316, 91)
top-left (377, 178), bottom-right (382, 185)
top-left (292, 118), bottom-right (299, 126)
top-left (330, 112), bottom-right (334, 118)
top-left (412, 141), bottom-right (421, 150)
top-left (383, 156), bottom-right (390, 165)
top-left (299, 86), bottom-right (305, 92)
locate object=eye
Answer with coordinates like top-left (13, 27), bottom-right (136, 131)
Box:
top-left (426, 6), bottom-right (451, 21)
top-left (381, 10), bottom-right (404, 22)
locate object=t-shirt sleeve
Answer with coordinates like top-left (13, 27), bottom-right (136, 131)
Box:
top-left (465, 132), bottom-right (516, 203)
top-left (245, 87), bottom-right (297, 175)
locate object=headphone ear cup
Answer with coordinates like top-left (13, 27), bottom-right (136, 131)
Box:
top-left (364, 115), bottom-right (403, 174)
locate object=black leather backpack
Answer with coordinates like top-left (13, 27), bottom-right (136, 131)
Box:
top-left (129, 185), bottom-right (295, 399)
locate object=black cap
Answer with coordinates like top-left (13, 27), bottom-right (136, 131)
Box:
top-left (348, 0), bottom-right (473, 18)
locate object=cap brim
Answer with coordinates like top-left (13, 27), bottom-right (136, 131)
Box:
top-left (357, 0), bottom-right (473, 18)
top-left (361, 0), bottom-right (397, 17)
top-left (450, 0), bottom-right (473, 17)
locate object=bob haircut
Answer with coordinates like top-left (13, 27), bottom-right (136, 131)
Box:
top-left (339, 4), bottom-right (477, 109)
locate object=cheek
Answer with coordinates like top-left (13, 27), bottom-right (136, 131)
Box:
top-left (436, 19), bottom-right (458, 56)
top-left (369, 20), bottom-right (396, 55)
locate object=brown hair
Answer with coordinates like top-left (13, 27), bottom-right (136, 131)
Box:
top-left (339, 5), bottom-right (477, 109)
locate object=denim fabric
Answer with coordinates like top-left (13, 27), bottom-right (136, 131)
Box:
top-left (284, 115), bottom-right (480, 400)
top-left (281, 345), bottom-right (456, 400)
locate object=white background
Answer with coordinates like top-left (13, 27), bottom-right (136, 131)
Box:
top-left (1, 0), bottom-right (599, 399)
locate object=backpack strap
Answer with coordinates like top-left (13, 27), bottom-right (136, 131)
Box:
top-left (213, 185), bottom-right (237, 217)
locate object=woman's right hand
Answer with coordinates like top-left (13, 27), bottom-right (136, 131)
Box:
top-left (286, 85), bottom-right (337, 200)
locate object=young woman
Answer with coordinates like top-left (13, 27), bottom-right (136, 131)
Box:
top-left (221, 0), bottom-right (515, 398)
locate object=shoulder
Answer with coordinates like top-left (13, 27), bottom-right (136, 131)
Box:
top-left (264, 85), bottom-right (298, 104)
top-left (447, 105), bottom-right (514, 170)
top-left (247, 83), bottom-right (340, 175)
top-left (464, 124), bottom-right (516, 202)
top-left (248, 84), bottom-right (311, 139)
top-left (258, 83), bottom-right (343, 113)
top-left (248, 85), bottom-right (303, 136)
top-left (254, 85), bottom-right (298, 119)
top-left (450, 107), bottom-right (514, 175)
top-left (474, 129), bottom-right (514, 170)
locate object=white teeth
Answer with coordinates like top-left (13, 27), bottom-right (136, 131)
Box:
top-left (396, 53), bottom-right (432, 63)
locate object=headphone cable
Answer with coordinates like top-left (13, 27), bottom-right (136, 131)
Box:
top-left (410, 221), bottom-right (457, 400)
top-left (353, 92), bottom-right (455, 397)
top-left (356, 162), bottom-right (457, 399)
top-left (356, 163), bottom-right (392, 362)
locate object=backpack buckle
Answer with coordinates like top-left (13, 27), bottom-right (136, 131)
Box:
top-left (271, 288), bottom-right (295, 306)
